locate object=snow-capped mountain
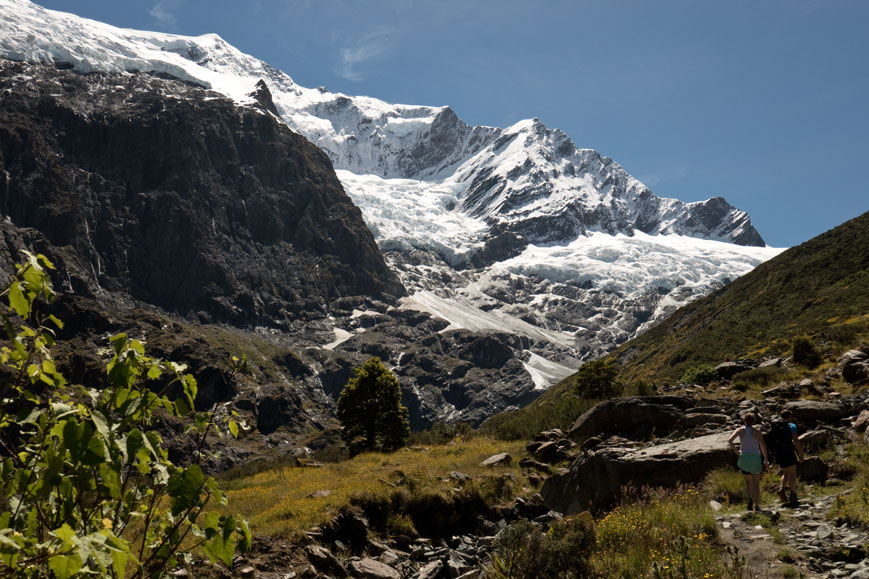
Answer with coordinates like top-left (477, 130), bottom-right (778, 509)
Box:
top-left (0, 0), bottom-right (784, 409)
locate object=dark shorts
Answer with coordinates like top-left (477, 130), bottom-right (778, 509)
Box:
top-left (773, 447), bottom-right (798, 468)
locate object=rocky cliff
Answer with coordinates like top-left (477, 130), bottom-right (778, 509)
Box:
top-left (0, 60), bottom-right (403, 329)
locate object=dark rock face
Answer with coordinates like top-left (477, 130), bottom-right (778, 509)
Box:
top-left (568, 396), bottom-right (691, 445)
top-left (0, 61), bottom-right (403, 328)
top-left (541, 432), bottom-right (736, 513)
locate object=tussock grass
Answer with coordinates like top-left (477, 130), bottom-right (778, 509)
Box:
top-left (592, 486), bottom-right (724, 577)
top-left (828, 441), bottom-right (869, 529)
top-left (219, 437), bottom-right (527, 538)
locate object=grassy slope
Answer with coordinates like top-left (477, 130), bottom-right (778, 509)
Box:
top-left (483, 211), bottom-right (869, 440)
top-left (612, 210), bottom-right (869, 385)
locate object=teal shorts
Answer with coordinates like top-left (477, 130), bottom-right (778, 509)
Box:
top-left (738, 454), bottom-right (763, 475)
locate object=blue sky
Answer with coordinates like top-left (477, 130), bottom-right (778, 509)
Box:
top-left (36, 0), bottom-right (869, 248)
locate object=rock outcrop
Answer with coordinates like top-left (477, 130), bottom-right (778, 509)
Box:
top-left (541, 432), bottom-right (736, 513)
top-left (0, 60), bottom-right (403, 329)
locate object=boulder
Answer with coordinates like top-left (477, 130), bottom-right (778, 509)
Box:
top-left (518, 457), bottom-right (551, 473)
top-left (797, 456), bottom-right (829, 483)
top-left (682, 413), bottom-right (730, 427)
top-left (758, 358), bottom-right (782, 368)
top-left (480, 453), bottom-right (512, 467)
top-left (798, 429), bottom-right (835, 452)
top-left (535, 429), bottom-right (566, 442)
top-left (349, 558), bottom-right (400, 579)
top-left (784, 400), bottom-right (849, 426)
top-left (416, 560), bottom-right (444, 579)
top-left (761, 383), bottom-right (800, 399)
top-left (715, 361), bottom-right (754, 380)
top-left (534, 441), bottom-right (569, 463)
top-left (306, 544), bottom-right (348, 578)
top-left (568, 396), bottom-right (688, 444)
top-left (853, 410), bottom-right (869, 433)
top-left (839, 349), bottom-right (869, 384)
top-left (541, 432), bottom-right (736, 513)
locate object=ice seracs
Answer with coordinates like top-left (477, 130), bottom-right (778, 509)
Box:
top-left (0, 0), bottom-right (785, 393)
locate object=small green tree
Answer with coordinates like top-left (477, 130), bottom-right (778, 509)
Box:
top-left (574, 359), bottom-right (622, 400)
top-left (0, 252), bottom-right (249, 577)
top-left (792, 335), bottom-right (822, 368)
top-left (337, 357), bottom-right (410, 456)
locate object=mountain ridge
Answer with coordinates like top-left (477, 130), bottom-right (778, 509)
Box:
top-left (0, 0), bottom-right (786, 427)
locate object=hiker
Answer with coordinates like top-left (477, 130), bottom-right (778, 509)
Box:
top-left (766, 409), bottom-right (804, 504)
top-left (728, 411), bottom-right (769, 511)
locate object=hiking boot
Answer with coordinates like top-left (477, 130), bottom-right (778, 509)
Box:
top-left (746, 499), bottom-right (753, 511)
top-left (777, 489), bottom-right (788, 502)
top-left (788, 492), bottom-right (799, 505)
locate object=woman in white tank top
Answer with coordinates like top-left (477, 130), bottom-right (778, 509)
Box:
top-left (728, 411), bottom-right (769, 511)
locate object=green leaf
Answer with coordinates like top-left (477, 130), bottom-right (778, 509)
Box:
top-left (100, 463), bottom-right (123, 500)
top-left (228, 419), bottom-right (239, 439)
top-left (54, 523), bottom-right (78, 547)
top-left (8, 281), bottom-right (29, 318)
top-left (238, 518), bottom-right (252, 553)
top-left (108, 540), bottom-right (130, 579)
top-left (147, 363), bottom-right (162, 380)
top-left (91, 410), bottom-right (111, 438)
top-left (206, 477), bottom-right (225, 505)
top-left (110, 333), bottom-right (128, 355)
top-left (174, 397), bottom-right (191, 417)
top-left (48, 314), bottom-right (64, 329)
top-left (168, 465), bottom-right (205, 515)
top-left (203, 511), bottom-right (221, 537)
top-left (183, 374), bottom-right (197, 409)
top-left (48, 553), bottom-right (84, 579)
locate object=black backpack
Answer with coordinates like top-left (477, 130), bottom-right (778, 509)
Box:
top-left (765, 419), bottom-right (793, 450)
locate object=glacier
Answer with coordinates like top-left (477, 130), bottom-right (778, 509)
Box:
top-left (0, 0), bottom-right (785, 396)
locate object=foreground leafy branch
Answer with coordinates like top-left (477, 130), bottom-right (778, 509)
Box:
top-left (0, 252), bottom-right (249, 578)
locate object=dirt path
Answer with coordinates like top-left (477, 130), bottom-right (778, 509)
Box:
top-left (714, 493), bottom-right (869, 578)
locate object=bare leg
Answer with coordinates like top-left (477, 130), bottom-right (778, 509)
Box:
top-left (751, 474), bottom-right (762, 509)
top-left (783, 465), bottom-right (798, 500)
top-left (743, 473), bottom-right (753, 508)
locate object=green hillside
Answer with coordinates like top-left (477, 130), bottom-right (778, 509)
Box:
top-left (612, 210), bottom-right (869, 383)
top-left (483, 211), bottom-right (869, 439)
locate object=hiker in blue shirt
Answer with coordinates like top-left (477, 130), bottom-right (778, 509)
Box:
top-left (766, 409), bottom-right (805, 505)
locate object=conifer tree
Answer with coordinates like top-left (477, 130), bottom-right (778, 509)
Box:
top-left (337, 357), bottom-right (410, 455)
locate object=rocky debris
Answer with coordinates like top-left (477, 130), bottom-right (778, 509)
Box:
top-left (349, 557), bottom-right (400, 579)
top-left (761, 382), bottom-right (802, 399)
top-left (715, 494), bottom-right (869, 578)
top-left (305, 544), bottom-right (348, 577)
top-left (541, 432), bottom-right (737, 513)
top-left (539, 387), bottom-right (869, 515)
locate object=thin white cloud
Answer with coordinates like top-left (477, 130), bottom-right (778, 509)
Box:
top-left (639, 166), bottom-right (690, 188)
top-left (150, 0), bottom-right (182, 30)
top-left (336, 30), bottom-right (391, 81)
